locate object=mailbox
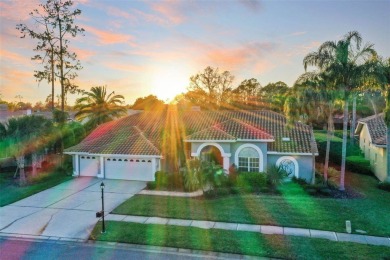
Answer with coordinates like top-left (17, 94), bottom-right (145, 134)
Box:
top-left (96, 211), bottom-right (103, 218)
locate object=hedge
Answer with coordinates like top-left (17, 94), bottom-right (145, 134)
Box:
top-left (316, 134), bottom-right (373, 176)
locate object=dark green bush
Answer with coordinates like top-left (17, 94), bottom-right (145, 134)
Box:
top-left (236, 172), bottom-right (267, 192)
top-left (146, 181), bottom-right (157, 190)
top-left (378, 182), bottom-right (390, 192)
top-left (346, 156), bottom-right (373, 175)
top-left (155, 171), bottom-right (169, 188)
top-left (316, 136), bottom-right (373, 176)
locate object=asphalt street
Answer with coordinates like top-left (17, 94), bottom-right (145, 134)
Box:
top-left (0, 237), bottom-right (251, 260)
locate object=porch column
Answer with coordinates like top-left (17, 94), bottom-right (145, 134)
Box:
top-left (74, 155), bottom-right (80, 177)
top-left (223, 155), bottom-right (230, 172)
top-left (99, 156), bottom-right (105, 179)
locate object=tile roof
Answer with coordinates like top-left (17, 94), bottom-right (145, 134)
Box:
top-left (357, 113), bottom-right (387, 146)
top-left (65, 110), bottom-right (318, 155)
top-left (64, 126), bottom-right (160, 156)
top-left (186, 118), bottom-right (274, 141)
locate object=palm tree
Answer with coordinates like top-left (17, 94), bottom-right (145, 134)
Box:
top-left (303, 31), bottom-right (377, 191)
top-left (74, 86), bottom-right (127, 130)
top-left (294, 73), bottom-right (339, 183)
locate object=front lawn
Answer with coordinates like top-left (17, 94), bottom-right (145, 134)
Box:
top-left (91, 221), bottom-right (390, 259)
top-left (113, 172), bottom-right (390, 237)
top-left (0, 169), bottom-right (73, 206)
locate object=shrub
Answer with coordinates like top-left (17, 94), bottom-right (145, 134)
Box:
top-left (378, 182), bottom-right (390, 192)
top-left (182, 168), bottom-right (200, 192)
top-left (346, 156), bottom-right (373, 175)
top-left (146, 181), bottom-right (157, 190)
top-left (236, 172), bottom-right (267, 193)
top-left (266, 165), bottom-right (287, 188)
top-left (155, 171), bottom-right (169, 188)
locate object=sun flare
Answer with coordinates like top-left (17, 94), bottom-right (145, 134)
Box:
top-left (151, 68), bottom-right (189, 102)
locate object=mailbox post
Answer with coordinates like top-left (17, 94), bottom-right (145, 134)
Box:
top-left (100, 182), bottom-right (105, 233)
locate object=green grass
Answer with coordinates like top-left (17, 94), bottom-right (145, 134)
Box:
top-left (0, 169), bottom-right (73, 206)
top-left (113, 173), bottom-right (390, 237)
top-left (91, 221), bottom-right (390, 259)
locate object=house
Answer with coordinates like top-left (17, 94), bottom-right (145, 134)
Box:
top-left (355, 113), bottom-right (388, 181)
top-left (64, 110), bottom-right (318, 182)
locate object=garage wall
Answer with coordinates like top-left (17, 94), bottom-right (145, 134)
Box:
top-left (79, 156), bottom-right (99, 176)
top-left (104, 157), bottom-right (155, 181)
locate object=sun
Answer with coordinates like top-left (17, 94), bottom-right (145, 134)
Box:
top-left (151, 68), bottom-right (189, 102)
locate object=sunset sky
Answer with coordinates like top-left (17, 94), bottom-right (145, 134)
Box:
top-left (1, 0), bottom-right (389, 105)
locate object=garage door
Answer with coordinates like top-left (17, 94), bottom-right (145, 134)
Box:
top-left (104, 158), bottom-right (154, 181)
top-left (79, 156), bottom-right (99, 176)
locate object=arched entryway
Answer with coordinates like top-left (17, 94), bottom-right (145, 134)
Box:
top-left (200, 145), bottom-right (223, 166)
top-left (194, 143), bottom-right (231, 171)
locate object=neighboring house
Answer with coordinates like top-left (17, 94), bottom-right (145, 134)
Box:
top-left (355, 113), bottom-right (388, 181)
top-left (64, 110), bottom-right (318, 182)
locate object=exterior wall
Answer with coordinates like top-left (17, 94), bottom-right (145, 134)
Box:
top-left (359, 125), bottom-right (388, 181)
top-left (189, 141), bottom-right (268, 173)
top-left (268, 154), bottom-right (314, 182)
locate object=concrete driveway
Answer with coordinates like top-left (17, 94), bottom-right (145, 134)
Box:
top-left (0, 177), bottom-right (146, 240)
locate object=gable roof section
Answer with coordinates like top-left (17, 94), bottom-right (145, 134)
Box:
top-left (356, 113), bottom-right (387, 146)
top-left (64, 125), bottom-right (161, 156)
top-left (186, 118), bottom-right (274, 141)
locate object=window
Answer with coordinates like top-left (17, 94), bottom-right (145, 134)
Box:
top-left (276, 156), bottom-right (299, 178)
top-left (238, 147), bottom-right (259, 172)
top-left (279, 159), bottom-right (295, 178)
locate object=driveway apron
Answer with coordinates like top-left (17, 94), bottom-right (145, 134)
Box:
top-left (0, 177), bottom-right (145, 240)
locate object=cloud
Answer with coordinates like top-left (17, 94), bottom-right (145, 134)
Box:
top-left (0, 0), bottom-right (41, 21)
top-left (0, 49), bottom-right (30, 64)
top-left (238, 0), bottom-right (262, 12)
top-left (71, 47), bottom-right (96, 61)
top-left (149, 0), bottom-right (185, 25)
top-left (192, 41), bottom-right (278, 74)
top-left (82, 25), bottom-right (135, 45)
top-left (104, 62), bottom-right (144, 72)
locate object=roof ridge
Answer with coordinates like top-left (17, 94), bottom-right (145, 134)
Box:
top-left (134, 126), bottom-right (161, 154)
top-left (359, 113), bottom-right (384, 122)
top-left (186, 124), bottom-right (236, 140)
top-left (229, 118), bottom-right (274, 139)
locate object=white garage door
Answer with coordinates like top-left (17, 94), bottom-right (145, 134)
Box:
top-left (104, 158), bottom-right (154, 181)
top-left (79, 156), bottom-right (99, 176)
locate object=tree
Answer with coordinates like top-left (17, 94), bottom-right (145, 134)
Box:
top-left (231, 78), bottom-right (261, 109)
top-left (303, 31), bottom-right (377, 190)
top-left (293, 73), bottom-right (340, 182)
top-left (17, 0), bottom-right (84, 112)
top-left (5, 115), bottom-right (53, 184)
top-left (187, 66), bottom-right (234, 109)
top-left (74, 86), bottom-right (127, 131)
top-left (131, 95), bottom-right (165, 110)
top-left (260, 81), bottom-right (289, 112)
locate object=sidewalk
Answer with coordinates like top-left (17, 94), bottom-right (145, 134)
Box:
top-left (106, 214), bottom-right (390, 247)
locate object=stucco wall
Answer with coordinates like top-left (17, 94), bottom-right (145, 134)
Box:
top-left (268, 154), bottom-right (314, 182)
top-left (189, 141), bottom-right (314, 182)
top-left (359, 125), bottom-right (388, 181)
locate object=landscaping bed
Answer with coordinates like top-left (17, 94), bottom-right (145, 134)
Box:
top-left (90, 221), bottom-right (390, 259)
